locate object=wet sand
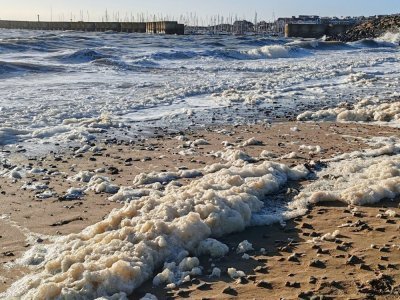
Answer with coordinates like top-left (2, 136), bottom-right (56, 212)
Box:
top-left (131, 198), bottom-right (399, 299)
top-left (1, 121), bottom-right (399, 298)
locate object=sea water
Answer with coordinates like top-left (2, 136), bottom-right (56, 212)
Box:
top-left (1, 29), bottom-right (400, 299)
top-left (0, 29), bottom-right (399, 152)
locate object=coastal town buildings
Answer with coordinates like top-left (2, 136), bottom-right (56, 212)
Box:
top-left (185, 14), bottom-right (394, 35)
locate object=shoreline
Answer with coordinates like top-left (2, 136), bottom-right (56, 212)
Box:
top-left (1, 120), bottom-right (399, 298)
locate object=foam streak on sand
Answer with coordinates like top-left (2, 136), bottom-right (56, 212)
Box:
top-left (4, 130), bottom-right (400, 298)
top-left (4, 161), bottom-right (308, 299)
top-left (297, 97), bottom-right (400, 126)
top-left (290, 145), bottom-right (400, 216)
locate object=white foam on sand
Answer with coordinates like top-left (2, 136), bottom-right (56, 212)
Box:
top-left (288, 141), bottom-right (400, 218)
top-left (3, 159), bottom-right (309, 299)
top-left (242, 137), bottom-right (263, 147)
top-left (194, 238), bottom-right (229, 258)
top-left (299, 144), bottom-right (322, 155)
top-left (297, 98), bottom-right (400, 127)
top-left (3, 131), bottom-right (400, 299)
top-left (227, 267), bottom-right (246, 279)
top-left (212, 149), bottom-right (255, 162)
top-left (86, 176), bottom-right (120, 194)
top-left (236, 240), bottom-right (254, 253)
top-left (210, 267), bottom-right (221, 278)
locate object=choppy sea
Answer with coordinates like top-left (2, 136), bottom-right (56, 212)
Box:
top-left (0, 29), bottom-right (399, 153)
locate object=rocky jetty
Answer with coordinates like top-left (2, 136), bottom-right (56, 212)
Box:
top-left (329, 15), bottom-right (400, 42)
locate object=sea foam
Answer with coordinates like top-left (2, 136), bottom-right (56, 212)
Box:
top-left (3, 160), bottom-right (308, 299)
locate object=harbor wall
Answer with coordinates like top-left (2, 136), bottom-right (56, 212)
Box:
top-left (146, 21), bottom-right (184, 34)
top-left (285, 23), bottom-right (352, 38)
top-left (0, 20), bottom-right (184, 35)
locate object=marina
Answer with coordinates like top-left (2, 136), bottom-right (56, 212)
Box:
top-left (0, 20), bottom-right (185, 35)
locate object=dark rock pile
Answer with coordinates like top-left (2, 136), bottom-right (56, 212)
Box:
top-left (328, 15), bottom-right (400, 42)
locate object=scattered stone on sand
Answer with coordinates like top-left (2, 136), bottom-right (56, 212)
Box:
top-left (256, 280), bottom-right (273, 289)
top-left (309, 276), bottom-right (317, 284)
top-left (285, 281), bottom-right (301, 288)
top-left (288, 253), bottom-right (300, 262)
top-left (358, 274), bottom-right (394, 295)
top-left (347, 255), bottom-right (363, 265)
top-left (196, 282), bottom-right (211, 291)
top-left (50, 216), bottom-right (84, 227)
top-left (222, 286), bottom-right (237, 296)
top-left (254, 266), bottom-right (268, 274)
top-left (309, 259), bottom-right (326, 268)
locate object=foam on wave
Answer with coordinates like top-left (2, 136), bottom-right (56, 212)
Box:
top-left (56, 49), bottom-right (112, 63)
top-left (350, 31), bottom-right (400, 48)
top-left (145, 44), bottom-right (310, 62)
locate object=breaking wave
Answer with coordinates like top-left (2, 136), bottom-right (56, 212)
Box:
top-left (287, 40), bottom-right (353, 50)
top-left (0, 38), bottom-right (52, 53)
top-left (145, 37), bottom-right (397, 62)
top-left (56, 49), bottom-right (112, 63)
top-left (242, 44), bottom-right (309, 59)
top-left (0, 60), bottom-right (63, 76)
top-left (238, 37), bottom-right (286, 46)
top-left (147, 45), bottom-right (310, 61)
top-left (376, 30), bottom-right (400, 45)
top-left (149, 50), bottom-right (199, 60)
top-left (350, 32), bottom-right (400, 48)
top-left (92, 57), bottom-right (159, 70)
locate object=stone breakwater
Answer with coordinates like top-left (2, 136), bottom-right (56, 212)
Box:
top-left (0, 20), bottom-right (185, 35)
top-left (328, 15), bottom-right (400, 42)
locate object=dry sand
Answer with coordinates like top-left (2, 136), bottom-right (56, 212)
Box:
top-left (1, 121), bottom-right (399, 299)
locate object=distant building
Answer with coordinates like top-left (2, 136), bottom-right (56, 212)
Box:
top-left (233, 20), bottom-right (254, 34)
top-left (276, 15), bottom-right (365, 34)
top-left (275, 15), bottom-right (321, 34)
top-left (321, 17), bottom-right (359, 25)
top-left (296, 15), bottom-right (321, 24)
top-left (256, 21), bottom-right (268, 32)
top-left (183, 13), bottom-right (385, 36)
top-left (254, 21), bottom-right (277, 34)
top-left (276, 18), bottom-right (292, 33)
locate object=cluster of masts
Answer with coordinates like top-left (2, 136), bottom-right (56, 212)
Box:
top-left (47, 10), bottom-right (274, 24)
top-left (180, 12), bottom-right (282, 35)
top-left (41, 10), bottom-right (281, 35)
top-left (49, 10), bottom-right (180, 23)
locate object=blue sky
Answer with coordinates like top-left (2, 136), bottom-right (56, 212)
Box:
top-left (1, 0), bottom-right (399, 22)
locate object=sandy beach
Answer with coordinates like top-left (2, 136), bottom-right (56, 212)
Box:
top-left (0, 7), bottom-right (399, 299)
top-left (1, 121), bottom-right (399, 299)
